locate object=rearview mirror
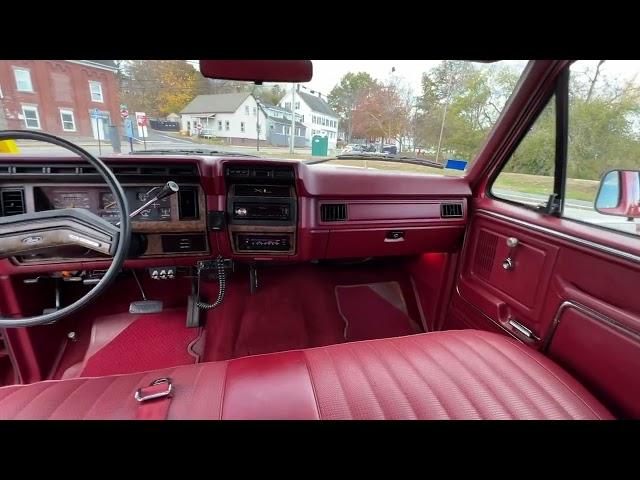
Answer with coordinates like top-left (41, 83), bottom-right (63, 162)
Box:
top-left (199, 60), bottom-right (313, 84)
top-left (595, 169), bottom-right (640, 219)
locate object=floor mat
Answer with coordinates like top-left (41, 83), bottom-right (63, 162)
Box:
top-left (336, 282), bottom-right (422, 342)
top-left (71, 309), bottom-right (203, 378)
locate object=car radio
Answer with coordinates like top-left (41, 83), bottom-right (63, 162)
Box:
top-left (232, 202), bottom-right (291, 221)
top-left (225, 166), bottom-right (297, 255)
top-left (235, 234), bottom-right (292, 252)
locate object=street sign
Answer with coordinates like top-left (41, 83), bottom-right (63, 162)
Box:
top-left (136, 113), bottom-right (147, 127)
top-left (91, 108), bottom-right (101, 119)
top-left (120, 108), bottom-right (129, 119)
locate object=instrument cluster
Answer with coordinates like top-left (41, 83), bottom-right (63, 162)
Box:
top-left (37, 186), bottom-right (173, 223)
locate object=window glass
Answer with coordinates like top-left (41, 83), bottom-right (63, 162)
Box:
top-left (14, 68), bottom-right (33, 92)
top-left (60, 109), bottom-right (75, 131)
top-left (22, 106), bottom-right (40, 129)
top-left (565, 60), bottom-right (640, 236)
top-left (89, 81), bottom-right (103, 102)
top-left (240, 122), bottom-right (245, 133)
top-left (491, 96), bottom-right (556, 208)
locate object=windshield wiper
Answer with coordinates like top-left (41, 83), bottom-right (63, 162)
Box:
top-left (130, 148), bottom-right (259, 157)
top-left (306, 153), bottom-right (444, 169)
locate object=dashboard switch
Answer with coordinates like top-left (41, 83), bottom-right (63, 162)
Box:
top-left (149, 267), bottom-right (176, 280)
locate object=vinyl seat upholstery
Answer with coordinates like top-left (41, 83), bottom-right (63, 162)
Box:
top-left (0, 329), bottom-right (613, 420)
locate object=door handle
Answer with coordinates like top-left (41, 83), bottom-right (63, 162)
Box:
top-left (385, 230), bottom-right (405, 242)
top-left (502, 237), bottom-right (519, 271)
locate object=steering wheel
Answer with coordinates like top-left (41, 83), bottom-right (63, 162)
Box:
top-left (0, 131), bottom-right (131, 327)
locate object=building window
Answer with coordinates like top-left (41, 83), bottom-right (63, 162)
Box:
top-left (218, 121), bottom-right (222, 130)
top-left (59, 108), bottom-right (76, 132)
top-left (301, 115), bottom-right (304, 122)
top-left (225, 121), bottom-right (230, 131)
top-left (21, 105), bottom-right (40, 129)
top-left (245, 106), bottom-right (249, 115)
top-left (89, 81), bottom-right (103, 103)
top-left (322, 118), bottom-right (326, 126)
top-left (240, 122), bottom-right (245, 133)
top-left (285, 102), bottom-right (291, 110)
top-left (295, 102), bottom-right (300, 110)
top-left (14, 68), bottom-right (33, 92)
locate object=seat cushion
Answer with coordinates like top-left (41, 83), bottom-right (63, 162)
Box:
top-left (0, 330), bottom-right (613, 420)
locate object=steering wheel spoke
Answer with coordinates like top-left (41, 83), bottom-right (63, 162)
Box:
top-left (0, 208), bottom-right (119, 258)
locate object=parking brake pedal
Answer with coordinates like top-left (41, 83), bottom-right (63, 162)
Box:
top-left (129, 270), bottom-right (163, 314)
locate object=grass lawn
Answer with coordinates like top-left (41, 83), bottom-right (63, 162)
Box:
top-left (494, 172), bottom-right (599, 202)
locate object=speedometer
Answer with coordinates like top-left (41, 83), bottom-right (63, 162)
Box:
top-left (51, 192), bottom-right (91, 210)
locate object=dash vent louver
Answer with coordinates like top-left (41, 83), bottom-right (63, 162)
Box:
top-left (0, 188), bottom-right (25, 216)
top-left (440, 203), bottom-right (463, 218)
top-left (320, 203), bottom-right (347, 222)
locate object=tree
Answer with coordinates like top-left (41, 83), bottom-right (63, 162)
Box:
top-left (255, 84), bottom-right (286, 105)
top-left (119, 60), bottom-right (251, 117)
top-left (414, 61), bottom-right (522, 161)
top-left (328, 72), bottom-right (378, 142)
top-left (352, 80), bottom-right (412, 147)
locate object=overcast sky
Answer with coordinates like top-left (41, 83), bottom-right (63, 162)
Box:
top-left (190, 60), bottom-right (640, 97)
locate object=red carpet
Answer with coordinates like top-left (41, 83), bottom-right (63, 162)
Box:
top-left (80, 310), bottom-right (202, 377)
top-left (336, 282), bottom-right (421, 342)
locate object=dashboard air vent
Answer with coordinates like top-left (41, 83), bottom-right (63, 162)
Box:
top-left (1, 189), bottom-right (25, 216)
top-left (321, 203), bottom-right (347, 222)
top-left (440, 203), bottom-right (463, 218)
top-left (0, 163), bottom-right (198, 178)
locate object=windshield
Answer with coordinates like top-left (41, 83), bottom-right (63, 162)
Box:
top-left (1, 60), bottom-right (528, 176)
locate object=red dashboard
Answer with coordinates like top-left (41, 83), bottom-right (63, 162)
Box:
top-left (0, 154), bottom-right (471, 274)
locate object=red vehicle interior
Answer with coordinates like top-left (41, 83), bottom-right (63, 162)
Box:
top-left (0, 60), bottom-right (638, 420)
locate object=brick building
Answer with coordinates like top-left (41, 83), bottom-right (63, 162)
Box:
top-left (0, 60), bottom-right (120, 140)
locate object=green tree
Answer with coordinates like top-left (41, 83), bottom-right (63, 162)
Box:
top-left (255, 84), bottom-right (286, 105)
top-left (328, 72), bottom-right (379, 142)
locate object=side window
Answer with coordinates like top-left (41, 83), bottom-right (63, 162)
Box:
top-left (564, 60), bottom-right (640, 236)
top-left (491, 96), bottom-right (556, 208)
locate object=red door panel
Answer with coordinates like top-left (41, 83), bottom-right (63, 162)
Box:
top-left (457, 214), bottom-right (559, 342)
top-left (547, 306), bottom-right (640, 419)
top-left (450, 196), bottom-right (640, 417)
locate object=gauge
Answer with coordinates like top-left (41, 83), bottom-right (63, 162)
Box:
top-left (99, 191), bottom-right (121, 223)
top-left (51, 192), bottom-right (91, 210)
top-left (130, 187), bottom-right (172, 221)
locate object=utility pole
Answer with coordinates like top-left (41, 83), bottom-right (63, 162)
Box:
top-left (256, 100), bottom-right (260, 152)
top-left (290, 83), bottom-right (295, 154)
top-left (435, 76), bottom-right (455, 164)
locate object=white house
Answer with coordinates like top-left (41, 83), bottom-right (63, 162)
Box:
top-left (180, 93), bottom-right (267, 145)
top-left (278, 88), bottom-right (339, 149)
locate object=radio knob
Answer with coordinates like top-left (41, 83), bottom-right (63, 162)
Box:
top-left (235, 207), bottom-right (248, 217)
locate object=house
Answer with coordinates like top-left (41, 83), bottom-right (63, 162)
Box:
top-left (0, 60), bottom-right (120, 140)
top-left (260, 102), bottom-right (307, 148)
top-left (278, 87), bottom-right (339, 149)
top-left (180, 93), bottom-right (267, 145)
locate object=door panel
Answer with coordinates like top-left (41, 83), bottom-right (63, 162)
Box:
top-left (457, 213), bottom-right (559, 344)
top-left (449, 197), bottom-right (640, 417)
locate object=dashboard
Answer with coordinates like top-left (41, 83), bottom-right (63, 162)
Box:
top-left (0, 155), bottom-right (471, 273)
